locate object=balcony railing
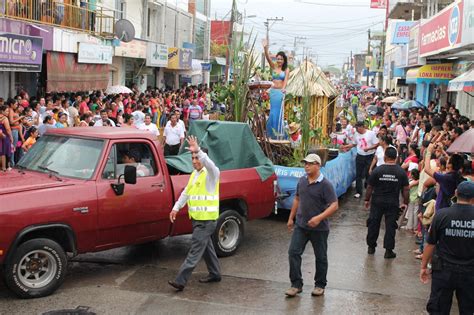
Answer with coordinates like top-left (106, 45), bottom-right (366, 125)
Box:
top-left (0, 0), bottom-right (115, 38)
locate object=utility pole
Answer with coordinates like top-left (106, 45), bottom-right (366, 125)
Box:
top-left (225, 0), bottom-right (236, 82)
top-left (366, 29), bottom-right (371, 86)
top-left (262, 17), bottom-right (283, 70)
top-left (293, 36), bottom-right (306, 66)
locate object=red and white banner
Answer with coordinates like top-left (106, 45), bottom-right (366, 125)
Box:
top-left (419, 0), bottom-right (463, 57)
top-left (370, 0), bottom-right (386, 9)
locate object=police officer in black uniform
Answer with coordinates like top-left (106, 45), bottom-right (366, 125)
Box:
top-left (420, 181), bottom-right (474, 315)
top-left (364, 146), bottom-right (409, 259)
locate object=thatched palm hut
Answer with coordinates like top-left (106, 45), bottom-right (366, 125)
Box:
top-left (285, 61), bottom-right (339, 139)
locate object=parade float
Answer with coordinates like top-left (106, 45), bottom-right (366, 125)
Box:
top-left (214, 11), bottom-right (356, 210)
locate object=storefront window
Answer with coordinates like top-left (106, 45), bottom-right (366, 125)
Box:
top-left (194, 19), bottom-right (206, 60)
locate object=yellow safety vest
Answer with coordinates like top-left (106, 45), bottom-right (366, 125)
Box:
top-left (186, 167), bottom-right (219, 220)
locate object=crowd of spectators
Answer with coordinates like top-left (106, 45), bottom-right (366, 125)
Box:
top-left (0, 85), bottom-right (220, 171)
top-left (335, 88), bottom-right (473, 259)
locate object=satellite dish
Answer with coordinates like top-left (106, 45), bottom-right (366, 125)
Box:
top-left (115, 19), bottom-right (135, 43)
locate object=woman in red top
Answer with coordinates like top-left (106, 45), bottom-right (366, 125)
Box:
top-left (401, 143), bottom-right (419, 175)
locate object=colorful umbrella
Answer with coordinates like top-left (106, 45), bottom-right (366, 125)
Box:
top-left (366, 87), bottom-right (378, 93)
top-left (391, 100), bottom-right (424, 110)
top-left (447, 129), bottom-right (474, 153)
top-left (105, 85), bottom-right (133, 94)
top-left (381, 96), bottom-right (399, 103)
top-left (391, 100), bottom-right (410, 110)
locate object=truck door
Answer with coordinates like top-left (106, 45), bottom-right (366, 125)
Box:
top-left (95, 141), bottom-right (172, 249)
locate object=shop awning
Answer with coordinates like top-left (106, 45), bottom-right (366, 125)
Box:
top-left (46, 52), bottom-right (109, 93)
top-left (447, 69), bottom-right (474, 92)
top-left (406, 63), bottom-right (454, 85)
top-left (179, 59), bottom-right (203, 76)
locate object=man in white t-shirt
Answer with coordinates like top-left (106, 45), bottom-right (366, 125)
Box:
top-left (94, 109), bottom-right (116, 127)
top-left (163, 114), bottom-right (185, 156)
top-left (342, 121), bottom-right (379, 198)
top-left (138, 114), bottom-right (159, 138)
top-left (167, 109), bottom-right (186, 133)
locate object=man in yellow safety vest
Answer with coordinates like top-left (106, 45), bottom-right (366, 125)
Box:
top-left (168, 135), bottom-right (221, 291)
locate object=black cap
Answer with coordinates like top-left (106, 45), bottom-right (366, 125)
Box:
top-left (457, 181), bottom-right (474, 199)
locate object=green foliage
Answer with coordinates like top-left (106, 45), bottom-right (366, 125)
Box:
top-left (210, 42), bottom-right (227, 57)
top-left (226, 0), bottom-right (258, 122)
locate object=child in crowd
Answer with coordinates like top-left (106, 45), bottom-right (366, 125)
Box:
top-left (404, 169), bottom-right (420, 233)
top-left (21, 126), bottom-right (38, 153)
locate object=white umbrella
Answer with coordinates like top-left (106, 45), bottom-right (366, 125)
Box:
top-left (105, 85), bottom-right (133, 94)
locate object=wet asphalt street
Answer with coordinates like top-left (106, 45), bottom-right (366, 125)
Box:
top-left (0, 189), bottom-right (455, 314)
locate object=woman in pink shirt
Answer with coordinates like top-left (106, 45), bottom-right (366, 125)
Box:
top-left (395, 118), bottom-right (409, 162)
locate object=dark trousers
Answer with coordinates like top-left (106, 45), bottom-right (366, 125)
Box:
top-left (175, 220), bottom-right (220, 286)
top-left (427, 269), bottom-right (474, 315)
top-left (356, 154), bottom-right (374, 195)
top-left (164, 143), bottom-right (180, 156)
top-left (288, 225), bottom-right (329, 289)
top-left (366, 201), bottom-right (399, 250)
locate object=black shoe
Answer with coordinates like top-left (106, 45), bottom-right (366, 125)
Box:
top-left (168, 280), bottom-right (184, 291)
top-left (368, 247), bottom-right (375, 255)
top-left (384, 250), bottom-right (396, 259)
top-left (199, 275), bottom-right (222, 283)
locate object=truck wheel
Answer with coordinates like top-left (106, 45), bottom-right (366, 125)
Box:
top-left (213, 210), bottom-right (244, 257)
top-left (4, 238), bottom-right (67, 299)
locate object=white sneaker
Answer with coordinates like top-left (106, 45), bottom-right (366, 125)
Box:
top-left (354, 193), bottom-right (361, 198)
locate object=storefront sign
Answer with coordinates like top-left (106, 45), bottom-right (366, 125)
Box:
top-left (167, 47), bottom-right (193, 70)
top-left (146, 42), bottom-right (168, 67)
top-left (392, 21), bottom-right (416, 44)
top-left (370, 0), bottom-right (386, 9)
top-left (201, 63), bottom-right (212, 71)
top-left (78, 43), bottom-right (113, 64)
top-left (167, 47), bottom-right (180, 69)
top-left (394, 44), bottom-right (408, 68)
top-left (407, 22), bottom-right (421, 66)
top-left (0, 17), bottom-right (53, 50)
top-left (180, 48), bottom-right (192, 70)
top-left (0, 32), bottom-right (43, 72)
top-left (453, 60), bottom-right (472, 76)
top-left (406, 63), bottom-right (454, 84)
top-left (420, 0), bottom-right (463, 57)
top-left (115, 39), bottom-right (147, 59)
top-left (462, 0), bottom-right (474, 46)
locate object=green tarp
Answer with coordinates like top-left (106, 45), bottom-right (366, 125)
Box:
top-left (165, 121), bottom-right (274, 181)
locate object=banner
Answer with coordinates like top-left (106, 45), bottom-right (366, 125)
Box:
top-left (0, 32), bottom-right (43, 72)
top-left (275, 149), bottom-right (356, 210)
top-left (420, 0), bottom-right (463, 57)
top-left (370, 0), bottom-right (386, 9)
top-left (392, 21), bottom-right (416, 44)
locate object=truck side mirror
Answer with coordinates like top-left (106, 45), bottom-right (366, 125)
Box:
top-left (124, 165), bottom-right (137, 184)
top-left (111, 165), bottom-right (137, 196)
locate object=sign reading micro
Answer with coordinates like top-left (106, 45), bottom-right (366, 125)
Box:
top-left (420, 0), bottom-right (463, 57)
top-left (0, 32), bottom-right (43, 72)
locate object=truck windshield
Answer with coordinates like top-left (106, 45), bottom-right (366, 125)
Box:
top-left (17, 135), bottom-right (104, 180)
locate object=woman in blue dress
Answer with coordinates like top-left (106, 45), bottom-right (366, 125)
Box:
top-left (263, 39), bottom-right (289, 139)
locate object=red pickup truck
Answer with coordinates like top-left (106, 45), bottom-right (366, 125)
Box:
top-left (0, 127), bottom-right (276, 298)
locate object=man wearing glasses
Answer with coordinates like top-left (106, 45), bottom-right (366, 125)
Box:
top-left (286, 153), bottom-right (339, 298)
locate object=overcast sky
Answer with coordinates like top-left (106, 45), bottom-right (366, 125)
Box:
top-left (211, 0), bottom-right (386, 68)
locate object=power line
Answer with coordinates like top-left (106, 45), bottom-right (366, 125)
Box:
top-left (294, 0), bottom-right (369, 7)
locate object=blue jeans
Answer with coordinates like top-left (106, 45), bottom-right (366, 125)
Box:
top-left (352, 104), bottom-right (358, 121)
top-left (288, 225), bottom-right (329, 289)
